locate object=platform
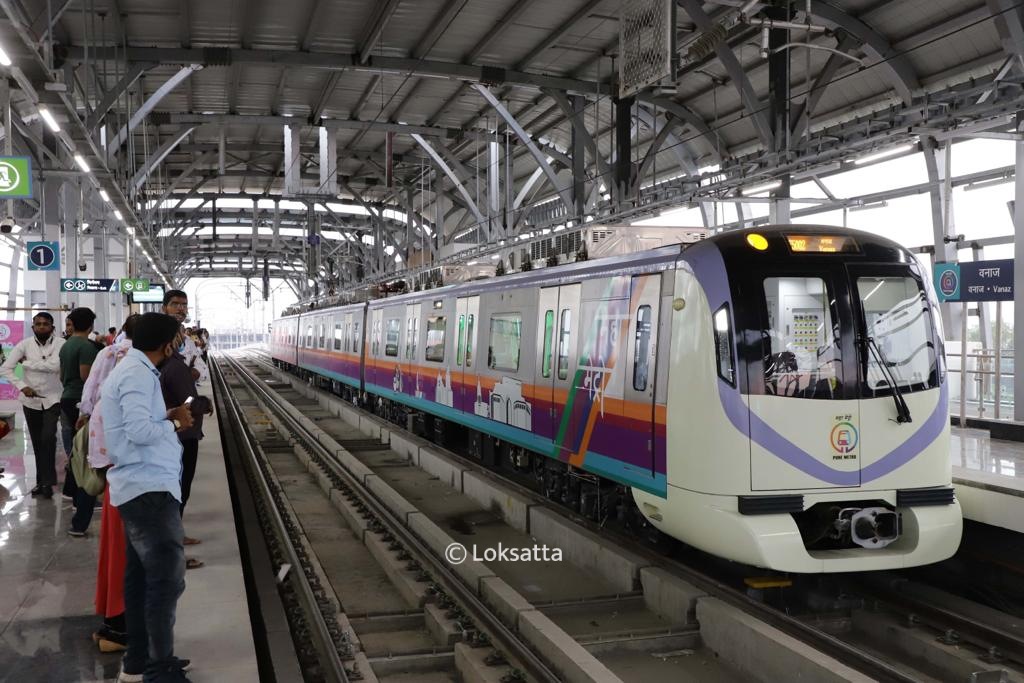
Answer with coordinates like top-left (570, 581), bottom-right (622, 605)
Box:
top-left (951, 427), bottom-right (1024, 534)
top-left (0, 403), bottom-right (258, 682)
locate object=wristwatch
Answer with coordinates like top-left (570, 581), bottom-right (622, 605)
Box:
top-left (171, 419), bottom-right (182, 430)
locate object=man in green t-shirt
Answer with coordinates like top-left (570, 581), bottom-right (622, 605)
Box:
top-left (60, 307), bottom-right (99, 536)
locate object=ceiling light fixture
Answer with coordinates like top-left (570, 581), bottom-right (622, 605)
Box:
top-left (74, 154), bottom-right (90, 173)
top-left (38, 108), bottom-right (60, 132)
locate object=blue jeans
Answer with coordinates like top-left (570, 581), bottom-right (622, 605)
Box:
top-left (119, 491), bottom-right (187, 682)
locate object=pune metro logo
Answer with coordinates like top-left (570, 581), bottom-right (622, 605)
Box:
top-left (0, 323), bottom-right (9, 342)
top-left (938, 268), bottom-right (959, 298)
top-left (830, 421), bottom-right (859, 454)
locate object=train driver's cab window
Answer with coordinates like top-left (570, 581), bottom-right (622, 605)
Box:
top-left (762, 277), bottom-right (842, 399)
top-left (488, 314), bottom-right (522, 372)
top-left (425, 316), bottom-right (446, 362)
top-left (385, 318), bottom-right (400, 357)
top-left (857, 276), bottom-right (938, 393)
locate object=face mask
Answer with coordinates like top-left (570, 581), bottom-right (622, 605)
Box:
top-left (34, 331), bottom-right (50, 342)
top-left (178, 342), bottom-right (186, 353)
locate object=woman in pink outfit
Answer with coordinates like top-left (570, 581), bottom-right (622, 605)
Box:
top-left (77, 314), bottom-right (139, 652)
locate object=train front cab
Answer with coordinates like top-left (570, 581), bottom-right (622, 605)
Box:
top-left (634, 228), bottom-right (962, 573)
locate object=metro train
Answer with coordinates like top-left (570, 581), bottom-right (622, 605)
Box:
top-left (270, 225), bottom-right (962, 572)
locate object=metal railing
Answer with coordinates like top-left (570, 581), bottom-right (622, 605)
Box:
top-left (946, 344), bottom-right (1015, 423)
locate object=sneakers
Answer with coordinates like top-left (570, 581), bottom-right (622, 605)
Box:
top-left (67, 529), bottom-right (86, 538)
top-left (30, 485), bottom-right (53, 498)
top-left (118, 658), bottom-right (192, 683)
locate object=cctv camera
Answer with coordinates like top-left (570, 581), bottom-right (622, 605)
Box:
top-left (78, 260), bottom-right (87, 272)
top-left (0, 217), bottom-right (14, 234)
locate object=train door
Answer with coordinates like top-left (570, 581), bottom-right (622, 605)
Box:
top-left (455, 296), bottom-right (480, 413)
top-left (538, 284), bottom-right (580, 459)
top-left (369, 308), bottom-right (384, 390)
top-left (624, 274), bottom-right (661, 474)
top-left (402, 303), bottom-right (421, 398)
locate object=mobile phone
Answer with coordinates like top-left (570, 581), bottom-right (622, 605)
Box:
top-left (184, 396), bottom-right (194, 405)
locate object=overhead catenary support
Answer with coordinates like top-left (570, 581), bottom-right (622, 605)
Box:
top-left (488, 139), bottom-right (501, 238)
top-left (472, 84), bottom-right (575, 217)
top-left (106, 63), bottom-right (203, 157)
top-left (411, 133), bottom-right (487, 227)
top-left (318, 126), bottom-right (338, 195)
top-left (131, 126), bottom-right (196, 191)
top-left (677, 0), bottom-right (774, 147)
top-left (283, 124), bottom-right (302, 196)
top-left (923, 135), bottom-right (962, 339)
top-left (768, 3), bottom-right (791, 224)
top-left (570, 95), bottom-right (586, 217)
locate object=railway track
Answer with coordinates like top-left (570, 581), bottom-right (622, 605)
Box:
top-left (218, 350), bottom-right (1024, 683)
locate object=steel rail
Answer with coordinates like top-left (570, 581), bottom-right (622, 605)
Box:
top-left (220, 353), bottom-right (562, 683)
top-left (211, 357), bottom-right (351, 683)
top-left (241, 350), bottom-right (925, 682)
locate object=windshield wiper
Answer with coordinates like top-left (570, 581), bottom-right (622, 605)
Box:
top-left (862, 336), bottom-right (912, 424)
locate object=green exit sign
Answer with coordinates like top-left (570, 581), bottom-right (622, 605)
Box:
top-left (120, 278), bottom-right (150, 292)
top-left (0, 157), bottom-right (33, 198)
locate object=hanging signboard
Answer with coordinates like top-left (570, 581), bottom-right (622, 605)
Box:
top-left (0, 157), bottom-right (33, 198)
top-left (934, 260), bottom-right (1013, 303)
top-left (61, 278), bottom-right (121, 293)
top-left (27, 241), bottom-right (59, 271)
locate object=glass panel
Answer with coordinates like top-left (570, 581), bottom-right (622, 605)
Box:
top-left (714, 306), bottom-right (735, 385)
top-left (353, 321), bottom-right (361, 353)
top-left (318, 323), bottom-right (325, 349)
top-left (306, 325), bottom-right (313, 348)
top-left (857, 276), bottom-right (938, 394)
top-left (334, 324), bottom-right (343, 351)
top-left (633, 305), bottom-right (652, 391)
top-left (385, 319), bottom-right (400, 357)
top-left (488, 314), bottom-right (522, 372)
top-left (557, 309), bottom-right (571, 380)
top-left (426, 316), bottom-right (446, 362)
top-left (762, 277), bottom-right (842, 399)
top-left (542, 310), bottom-right (554, 378)
top-left (457, 314), bottom-right (465, 365)
top-left (465, 314), bottom-right (475, 367)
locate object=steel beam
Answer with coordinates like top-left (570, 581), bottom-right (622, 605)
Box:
top-left (107, 64), bottom-right (202, 156)
top-left (86, 61), bottom-right (155, 129)
top-left (160, 112), bottom-right (481, 139)
top-left (677, 0), bottom-right (774, 147)
top-left (516, 0), bottom-right (605, 70)
top-left (413, 0), bottom-right (463, 59)
top-left (808, 1), bottom-right (919, 104)
top-left (131, 126), bottom-right (195, 191)
top-left (358, 0), bottom-right (403, 63)
top-left (473, 84), bottom-right (575, 216)
top-left (63, 47), bottom-right (613, 95)
top-left (411, 133), bottom-right (487, 226)
top-left (790, 33), bottom-right (858, 140)
top-left (466, 0), bottom-right (535, 63)
top-left (1015, 111), bottom-right (1024, 420)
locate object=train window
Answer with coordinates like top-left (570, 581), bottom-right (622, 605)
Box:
top-left (318, 323), bottom-right (326, 349)
top-left (334, 324), bottom-right (343, 351)
top-left (426, 316), bottom-right (446, 362)
top-left (762, 277), bottom-right (842, 398)
top-left (456, 315), bottom-right (465, 365)
top-left (465, 314), bottom-right (474, 367)
top-left (557, 310), bottom-right (571, 380)
top-left (633, 305), bottom-right (652, 391)
top-left (488, 313), bottom-right (522, 372)
top-left (542, 310), bottom-right (554, 378)
top-left (306, 325), bottom-right (313, 348)
top-left (405, 317), bottom-right (419, 360)
top-left (856, 276), bottom-right (937, 393)
top-left (352, 321), bottom-right (361, 353)
top-left (385, 319), bottom-right (400, 356)
top-left (713, 305), bottom-right (736, 386)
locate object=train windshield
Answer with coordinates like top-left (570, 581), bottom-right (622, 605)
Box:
top-left (855, 276), bottom-right (939, 395)
top-left (762, 276), bottom-right (844, 399)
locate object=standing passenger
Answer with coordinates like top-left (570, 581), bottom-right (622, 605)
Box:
top-left (161, 291), bottom-right (208, 386)
top-left (0, 312), bottom-right (64, 497)
top-left (61, 307), bottom-right (100, 537)
top-left (77, 314), bottom-right (140, 652)
top-left (100, 312), bottom-right (194, 683)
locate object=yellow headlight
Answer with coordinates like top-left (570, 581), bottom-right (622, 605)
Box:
top-left (747, 233), bottom-right (769, 251)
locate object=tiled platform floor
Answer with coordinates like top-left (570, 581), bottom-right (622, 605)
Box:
top-left (0, 404), bottom-right (258, 682)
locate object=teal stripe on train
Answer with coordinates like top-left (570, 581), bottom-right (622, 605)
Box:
top-left (365, 381), bottom-right (667, 497)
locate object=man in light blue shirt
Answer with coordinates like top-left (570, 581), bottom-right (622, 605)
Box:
top-left (100, 312), bottom-right (194, 683)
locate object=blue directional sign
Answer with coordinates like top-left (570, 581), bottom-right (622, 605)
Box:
top-left (27, 241), bottom-right (59, 271)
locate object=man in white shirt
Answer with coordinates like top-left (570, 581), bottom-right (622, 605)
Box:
top-left (0, 312), bottom-right (65, 497)
top-left (161, 290), bottom-right (208, 386)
